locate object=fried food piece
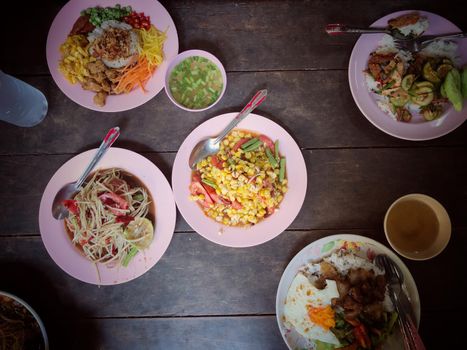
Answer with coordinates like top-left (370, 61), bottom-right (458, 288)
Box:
top-left (93, 92), bottom-right (107, 107)
top-left (388, 13), bottom-right (420, 29)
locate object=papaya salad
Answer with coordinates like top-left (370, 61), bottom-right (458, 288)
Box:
top-left (365, 12), bottom-right (466, 122)
top-left (59, 4), bottom-right (166, 106)
top-left (190, 130), bottom-right (287, 226)
top-left (64, 168), bottom-right (154, 267)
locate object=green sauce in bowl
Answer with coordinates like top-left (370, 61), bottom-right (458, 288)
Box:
top-left (168, 56), bottom-right (224, 110)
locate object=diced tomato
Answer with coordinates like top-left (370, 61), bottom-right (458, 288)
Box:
top-left (63, 199), bottom-right (79, 215)
top-left (232, 138), bottom-right (250, 151)
top-left (116, 215), bottom-right (135, 225)
top-left (99, 192), bottom-right (128, 216)
top-left (232, 200), bottom-right (243, 210)
top-left (259, 135), bottom-right (274, 152)
top-left (189, 182), bottom-right (214, 205)
top-left (211, 155), bottom-right (224, 169)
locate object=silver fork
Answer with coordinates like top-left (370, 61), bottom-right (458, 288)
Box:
top-left (394, 32), bottom-right (467, 52)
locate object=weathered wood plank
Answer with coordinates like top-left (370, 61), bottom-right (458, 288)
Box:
top-left (49, 316), bottom-right (287, 350)
top-left (40, 312), bottom-right (465, 350)
top-left (0, 230), bottom-right (465, 319)
top-left (1, 73), bottom-right (466, 156)
top-left (1, 147), bottom-right (466, 235)
top-left (3, 1), bottom-right (466, 74)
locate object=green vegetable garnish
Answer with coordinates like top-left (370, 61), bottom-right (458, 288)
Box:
top-left (462, 68), bottom-right (467, 100)
top-left (81, 5), bottom-right (132, 26)
top-left (133, 193), bottom-right (144, 201)
top-left (445, 68), bottom-right (463, 111)
top-left (240, 137), bottom-right (259, 150)
top-left (279, 158), bottom-right (286, 182)
top-left (122, 246), bottom-right (138, 267)
top-left (169, 56), bottom-right (223, 109)
top-left (242, 140), bottom-right (262, 152)
top-left (274, 140), bottom-right (279, 161)
top-left (266, 148), bottom-right (278, 167)
top-left (201, 178), bottom-right (217, 188)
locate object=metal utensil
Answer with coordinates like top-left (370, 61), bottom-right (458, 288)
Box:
top-left (51, 126), bottom-right (120, 220)
top-left (394, 32), bottom-right (467, 52)
top-left (375, 254), bottom-right (426, 350)
top-left (188, 89), bottom-right (268, 169)
top-left (325, 24), bottom-right (410, 40)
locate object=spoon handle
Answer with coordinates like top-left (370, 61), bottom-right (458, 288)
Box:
top-left (325, 24), bottom-right (390, 35)
top-left (75, 126), bottom-right (120, 189)
top-left (214, 89), bottom-right (267, 144)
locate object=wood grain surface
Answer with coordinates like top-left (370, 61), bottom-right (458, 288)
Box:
top-left (0, 0), bottom-right (466, 349)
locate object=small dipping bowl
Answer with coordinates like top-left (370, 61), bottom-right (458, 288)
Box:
top-left (384, 193), bottom-right (451, 260)
top-left (164, 49), bottom-right (227, 112)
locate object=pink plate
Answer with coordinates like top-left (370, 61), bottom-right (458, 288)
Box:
top-left (172, 113), bottom-right (307, 248)
top-left (349, 10), bottom-right (467, 140)
top-left (46, 0), bottom-right (179, 112)
top-left (38, 148), bottom-right (176, 285)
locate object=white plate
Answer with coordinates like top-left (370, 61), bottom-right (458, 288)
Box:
top-left (276, 234), bottom-right (420, 350)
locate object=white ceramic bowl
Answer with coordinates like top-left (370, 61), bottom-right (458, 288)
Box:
top-left (164, 49), bottom-right (227, 112)
top-left (0, 291), bottom-right (49, 349)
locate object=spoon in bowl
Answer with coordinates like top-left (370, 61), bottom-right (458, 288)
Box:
top-left (188, 89), bottom-right (267, 169)
top-left (51, 126), bottom-right (120, 220)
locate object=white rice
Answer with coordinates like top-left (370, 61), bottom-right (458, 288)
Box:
top-left (377, 100), bottom-right (397, 121)
top-left (375, 34), bottom-right (398, 54)
top-left (364, 72), bottom-right (381, 92)
top-left (421, 40), bottom-right (459, 64)
top-left (87, 20), bottom-right (140, 69)
top-left (322, 252), bottom-right (385, 276)
top-left (397, 17), bottom-right (429, 37)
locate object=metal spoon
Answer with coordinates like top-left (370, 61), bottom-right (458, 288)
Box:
top-left (51, 126), bottom-right (120, 220)
top-left (188, 89), bottom-right (267, 169)
top-left (325, 24), bottom-right (416, 41)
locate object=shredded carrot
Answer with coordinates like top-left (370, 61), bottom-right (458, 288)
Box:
top-left (114, 56), bottom-right (155, 94)
top-left (306, 305), bottom-right (335, 330)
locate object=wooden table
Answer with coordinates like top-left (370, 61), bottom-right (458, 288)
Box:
top-left (1, 1), bottom-right (466, 349)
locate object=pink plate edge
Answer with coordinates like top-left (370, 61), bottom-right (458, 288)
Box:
top-left (172, 113), bottom-right (308, 248)
top-left (46, 0), bottom-right (179, 112)
top-left (38, 147), bottom-right (176, 285)
top-left (348, 10), bottom-right (467, 141)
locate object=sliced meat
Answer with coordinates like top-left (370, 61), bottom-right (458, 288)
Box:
top-left (363, 303), bottom-right (384, 321)
top-left (336, 278), bottom-right (351, 297)
top-left (388, 13), bottom-right (420, 29)
top-left (348, 268), bottom-right (374, 285)
top-left (105, 68), bottom-right (121, 82)
top-left (93, 92), bottom-right (107, 107)
top-left (81, 79), bottom-right (102, 92)
top-left (320, 261), bottom-right (339, 280)
top-left (86, 60), bottom-right (106, 75)
top-left (70, 15), bottom-right (95, 35)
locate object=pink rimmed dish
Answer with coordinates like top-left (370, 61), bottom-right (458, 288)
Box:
top-left (172, 113), bottom-right (307, 247)
top-left (39, 148), bottom-right (176, 285)
top-left (349, 10), bottom-right (467, 140)
top-left (46, 0), bottom-right (179, 112)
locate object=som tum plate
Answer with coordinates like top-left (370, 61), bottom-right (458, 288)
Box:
top-left (46, 0), bottom-right (179, 112)
top-left (172, 113), bottom-right (307, 248)
top-left (39, 148), bottom-right (176, 285)
top-left (276, 234), bottom-right (420, 350)
top-left (349, 10), bottom-right (467, 140)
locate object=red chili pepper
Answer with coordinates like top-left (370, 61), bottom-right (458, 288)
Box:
top-left (116, 215), bottom-right (135, 225)
top-left (63, 199), bottom-right (79, 215)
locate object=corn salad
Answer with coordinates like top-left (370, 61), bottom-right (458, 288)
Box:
top-left (189, 130), bottom-right (287, 226)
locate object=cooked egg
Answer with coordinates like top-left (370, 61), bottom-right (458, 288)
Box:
top-left (283, 272), bottom-right (341, 346)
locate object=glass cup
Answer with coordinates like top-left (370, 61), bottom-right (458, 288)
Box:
top-left (0, 71), bottom-right (48, 127)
